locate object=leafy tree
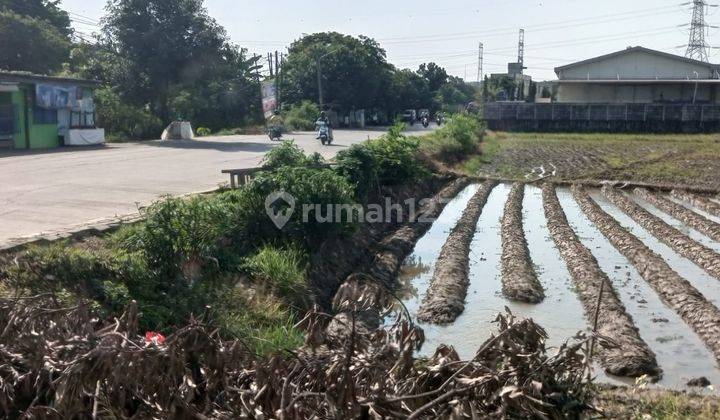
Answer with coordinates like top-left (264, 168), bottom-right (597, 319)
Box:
top-left (417, 62), bottom-right (448, 93)
top-left (102, 0), bottom-right (260, 124)
top-left (435, 76), bottom-right (477, 108)
top-left (282, 32), bottom-right (393, 111)
top-left (383, 69), bottom-right (432, 115)
top-left (0, 11), bottom-right (71, 73)
top-left (0, 0), bottom-right (71, 35)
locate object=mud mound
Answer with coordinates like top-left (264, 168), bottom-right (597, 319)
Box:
top-left (573, 185), bottom-right (720, 365)
top-left (542, 184), bottom-right (660, 378)
top-left (635, 188), bottom-right (720, 243)
top-left (500, 183), bottom-right (545, 303)
top-left (418, 181), bottom-right (497, 324)
top-left (602, 186), bottom-right (720, 279)
top-left (671, 189), bottom-right (720, 218)
top-left (328, 178), bottom-right (472, 338)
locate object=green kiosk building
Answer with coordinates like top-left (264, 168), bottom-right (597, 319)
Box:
top-left (0, 71), bottom-right (104, 150)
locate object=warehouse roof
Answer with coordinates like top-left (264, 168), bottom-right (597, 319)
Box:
top-left (554, 46), bottom-right (719, 74)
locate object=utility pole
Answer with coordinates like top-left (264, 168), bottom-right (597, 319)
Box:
top-left (686, 0), bottom-right (712, 62)
top-left (316, 57), bottom-right (324, 110)
top-left (275, 51), bottom-right (281, 111)
top-left (268, 53), bottom-right (274, 77)
top-left (477, 42), bottom-right (484, 83)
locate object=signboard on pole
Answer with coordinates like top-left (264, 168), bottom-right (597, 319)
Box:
top-left (261, 79), bottom-right (277, 119)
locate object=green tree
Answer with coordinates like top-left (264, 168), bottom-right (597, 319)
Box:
top-left (383, 69), bottom-right (432, 116)
top-left (0, 0), bottom-right (71, 35)
top-left (417, 62), bottom-right (448, 93)
top-left (436, 76), bottom-right (477, 108)
top-left (0, 11), bottom-right (70, 73)
top-left (103, 0), bottom-right (260, 123)
top-left (282, 32), bottom-right (393, 111)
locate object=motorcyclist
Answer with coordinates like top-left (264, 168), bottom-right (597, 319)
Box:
top-left (435, 111), bottom-right (445, 125)
top-left (267, 110), bottom-right (284, 140)
top-left (268, 110), bottom-right (284, 130)
top-left (316, 111), bottom-right (333, 140)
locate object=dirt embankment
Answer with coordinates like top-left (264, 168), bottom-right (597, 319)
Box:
top-left (326, 178), bottom-right (472, 337)
top-left (573, 185), bottom-right (720, 364)
top-left (310, 176), bottom-right (456, 310)
top-left (417, 181), bottom-right (497, 324)
top-left (541, 184), bottom-right (660, 378)
top-left (500, 183), bottom-right (544, 304)
top-left (670, 189), bottom-right (720, 219)
top-left (602, 186), bottom-right (720, 279)
top-left (635, 188), bottom-right (720, 243)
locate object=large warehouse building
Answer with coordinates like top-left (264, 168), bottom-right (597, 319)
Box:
top-left (553, 46), bottom-right (720, 104)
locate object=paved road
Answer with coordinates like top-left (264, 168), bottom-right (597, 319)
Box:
top-left (0, 127), bottom-right (433, 246)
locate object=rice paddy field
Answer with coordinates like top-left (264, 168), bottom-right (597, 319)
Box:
top-left (394, 181), bottom-right (720, 391)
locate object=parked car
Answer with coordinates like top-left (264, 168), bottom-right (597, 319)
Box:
top-left (400, 109), bottom-right (417, 125)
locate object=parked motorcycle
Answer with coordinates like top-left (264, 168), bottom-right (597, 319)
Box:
top-left (316, 120), bottom-right (332, 145)
top-left (267, 125), bottom-right (282, 141)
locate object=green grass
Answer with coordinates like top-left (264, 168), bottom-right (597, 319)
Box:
top-left (243, 244), bottom-right (311, 309)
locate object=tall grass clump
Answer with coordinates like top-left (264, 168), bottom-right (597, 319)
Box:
top-left (243, 243), bottom-right (311, 309)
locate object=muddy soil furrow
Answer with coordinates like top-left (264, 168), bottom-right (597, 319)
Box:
top-left (670, 189), bottom-right (720, 219)
top-left (501, 183), bottom-right (545, 303)
top-left (417, 181), bottom-right (497, 324)
top-left (542, 184), bottom-right (660, 377)
top-left (327, 178), bottom-right (472, 337)
top-left (573, 185), bottom-right (720, 364)
top-left (635, 188), bottom-right (720, 243)
top-left (602, 186), bottom-right (720, 279)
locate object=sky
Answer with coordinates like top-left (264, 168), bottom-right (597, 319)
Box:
top-left (61, 0), bottom-right (717, 81)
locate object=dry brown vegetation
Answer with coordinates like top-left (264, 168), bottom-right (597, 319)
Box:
top-left (0, 292), bottom-right (596, 418)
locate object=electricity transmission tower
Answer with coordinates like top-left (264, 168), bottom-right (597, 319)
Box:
top-left (685, 0), bottom-right (712, 62)
top-left (517, 29), bottom-right (525, 68)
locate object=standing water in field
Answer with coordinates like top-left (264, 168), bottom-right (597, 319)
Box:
top-left (588, 190), bottom-right (720, 305)
top-left (395, 184), bottom-right (479, 323)
top-left (558, 188), bottom-right (720, 390)
top-left (399, 184), bottom-right (587, 359)
top-left (667, 193), bottom-right (720, 225)
top-left (631, 193), bottom-right (720, 254)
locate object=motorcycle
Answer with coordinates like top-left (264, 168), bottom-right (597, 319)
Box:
top-left (267, 125), bottom-right (283, 141)
top-left (316, 120), bottom-right (332, 145)
top-left (421, 116), bottom-right (429, 128)
top-left (436, 115), bottom-right (444, 126)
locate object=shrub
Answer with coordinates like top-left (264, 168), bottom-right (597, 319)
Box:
top-left (116, 195), bottom-right (235, 281)
top-left (243, 244), bottom-right (311, 309)
top-left (94, 87), bottom-right (164, 140)
top-left (366, 123), bottom-right (426, 184)
top-left (262, 140), bottom-right (311, 170)
top-left (283, 101), bottom-right (320, 131)
top-left (196, 127), bottom-right (212, 137)
top-left (335, 143), bottom-right (379, 200)
top-left (440, 114), bottom-right (482, 153)
top-left (249, 166), bottom-right (358, 241)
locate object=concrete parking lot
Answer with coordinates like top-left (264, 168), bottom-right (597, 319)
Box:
top-left (0, 128), bottom-right (431, 247)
